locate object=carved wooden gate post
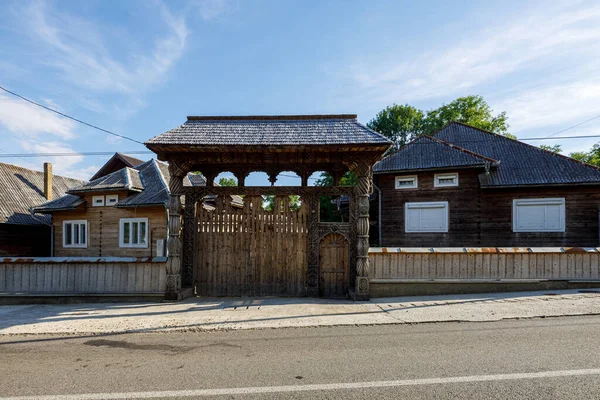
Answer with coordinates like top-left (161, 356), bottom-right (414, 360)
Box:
top-left (354, 160), bottom-right (372, 299)
top-left (165, 161), bottom-right (188, 300)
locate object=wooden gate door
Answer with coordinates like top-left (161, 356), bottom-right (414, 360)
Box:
top-left (319, 233), bottom-right (349, 298)
top-left (195, 195), bottom-right (307, 297)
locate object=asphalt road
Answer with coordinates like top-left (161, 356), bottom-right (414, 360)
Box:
top-left (1, 316), bottom-right (600, 399)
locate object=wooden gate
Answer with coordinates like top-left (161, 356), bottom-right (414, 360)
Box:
top-left (195, 195), bottom-right (307, 296)
top-left (319, 232), bottom-right (349, 297)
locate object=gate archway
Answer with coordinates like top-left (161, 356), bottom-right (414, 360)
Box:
top-left (145, 114), bottom-right (391, 300)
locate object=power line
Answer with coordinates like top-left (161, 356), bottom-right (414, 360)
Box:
top-left (544, 113), bottom-right (600, 138)
top-left (2, 132), bottom-right (600, 159)
top-left (0, 85), bottom-right (145, 145)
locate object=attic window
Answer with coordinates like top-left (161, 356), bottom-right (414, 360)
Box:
top-left (106, 194), bottom-right (119, 206)
top-left (434, 173), bottom-right (459, 188)
top-left (395, 175), bottom-right (418, 189)
top-left (92, 195), bottom-right (105, 206)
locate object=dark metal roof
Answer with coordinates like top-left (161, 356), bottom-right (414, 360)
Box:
top-left (145, 115), bottom-right (391, 147)
top-left (434, 122), bottom-right (600, 187)
top-left (373, 136), bottom-right (498, 173)
top-left (0, 162), bottom-right (83, 225)
top-left (89, 152), bottom-right (145, 181)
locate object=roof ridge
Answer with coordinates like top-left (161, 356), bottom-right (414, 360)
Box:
top-left (124, 167), bottom-right (131, 189)
top-left (152, 159), bottom-right (169, 194)
top-left (186, 114), bottom-right (358, 121)
top-left (421, 135), bottom-right (500, 164)
top-left (439, 121), bottom-right (600, 172)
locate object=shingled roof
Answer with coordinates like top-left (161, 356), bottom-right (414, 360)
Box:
top-left (145, 115), bottom-right (391, 147)
top-left (0, 162), bottom-right (83, 225)
top-left (90, 152), bottom-right (145, 181)
top-left (434, 122), bottom-right (600, 187)
top-left (373, 136), bottom-right (499, 173)
top-left (34, 159), bottom-right (242, 212)
top-left (67, 167), bottom-right (144, 194)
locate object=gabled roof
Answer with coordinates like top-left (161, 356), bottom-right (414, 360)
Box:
top-left (67, 167), bottom-right (144, 194)
top-left (90, 152), bottom-right (145, 181)
top-left (433, 122), bottom-right (600, 187)
top-left (0, 162), bottom-right (83, 225)
top-left (34, 159), bottom-right (243, 212)
top-left (373, 136), bottom-right (498, 173)
top-left (145, 115), bottom-right (391, 147)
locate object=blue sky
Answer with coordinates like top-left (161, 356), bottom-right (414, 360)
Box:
top-left (1, 0), bottom-right (600, 185)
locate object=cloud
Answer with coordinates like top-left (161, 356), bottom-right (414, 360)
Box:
top-left (190, 0), bottom-right (235, 21)
top-left (345, 2), bottom-right (600, 106)
top-left (17, 140), bottom-right (96, 180)
top-left (24, 0), bottom-right (188, 96)
top-left (0, 94), bottom-right (76, 140)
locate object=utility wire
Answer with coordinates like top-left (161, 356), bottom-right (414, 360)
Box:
top-left (543, 113), bottom-right (600, 138)
top-left (2, 132), bottom-right (600, 159)
top-left (0, 85), bottom-right (145, 145)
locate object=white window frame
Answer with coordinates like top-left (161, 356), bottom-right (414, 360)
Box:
top-left (512, 198), bottom-right (565, 233)
top-left (395, 175), bottom-right (418, 190)
top-left (106, 194), bottom-right (119, 206)
top-left (63, 220), bottom-right (88, 248)
top-left (405, 201), bottom-right (449, 233)
top-left (434, 173), bottom-right (459, 188)
top-left (92, 195), bottom-right (105, 207)
top-left (119, 218), bottom-right (149, 248)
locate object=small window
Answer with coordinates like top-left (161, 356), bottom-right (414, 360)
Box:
top-left (63, 220), bottom-right (88, 248)
top-left (405, 202), bottom-right (449, 233)
top-left (92, 195), bottom-right (105, 207)
top-left (434, 173), bottom-right (458, 187)
top-left (120, 218), bottom-right (149, 248)
top-left (106, 194), bottom-right (119, 206)
top-left (395, 175), bottom-right (418, 189)
top-left (513, 198), bottom-right (565, 232)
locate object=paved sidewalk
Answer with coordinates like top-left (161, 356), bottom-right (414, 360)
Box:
top-left (1, 289), bottom-right (600, 335)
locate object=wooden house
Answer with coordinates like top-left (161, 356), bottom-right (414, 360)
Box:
top-left (0, 162), bottom-right (82, 256)
top-left (34, 155), bottom-right (241, 257)
top-left (372, 122), bottom-right (600, 248)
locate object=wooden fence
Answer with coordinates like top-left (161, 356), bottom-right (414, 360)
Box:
top-left (195, 195), bottom-right (308, 297)
top-left (369, 248), bottom-right (600, 281)
top-left (0, 257), bottom-right (167, 295)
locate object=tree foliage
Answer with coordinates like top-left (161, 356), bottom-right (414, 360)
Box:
top-left (367, 95), bottom-right (511, 150)
top-left (539, 144), bottom-right (562, 153)
top-left (263, 195), bottom-right (301, 211)
top-left (218, 177), bottom-right (237, 186)
top-left (569, 143), bottom-right (600, 167)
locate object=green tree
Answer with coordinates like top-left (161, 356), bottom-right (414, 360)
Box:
top-left (366, 104), bottom-right (424, 152)
top-left (314, 171), bottom-right (357, 222)
top-left (421, 95), bottom-right (509, 136)
top-left (218, 177), bottom-right (237, 186)
top-left (570, 143), bottom-right (600, 167)
top-left (539, 144), bottom-right (563, 153)
top-left (263, 195), bottom-right (301, 211)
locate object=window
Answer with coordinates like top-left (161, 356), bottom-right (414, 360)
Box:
top-left (513, 198), bottom-right (565, 232)
top-left (63, 220), bottom-right (88, 248)
top-left (92, 195), bottom-right (105, 207)
top-left (405, 202), bottom-right (449, 233)
top-left (120, 218), bottom-right (149, 248)
top-left (434, 173), bottom-right (459, 187)
top-left (395, 175), bottom-right (418, 189)
top-left (106, 194), bottom-right (119, 206)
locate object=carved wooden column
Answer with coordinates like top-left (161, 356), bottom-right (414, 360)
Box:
top-left (165, 161), bottom-right (189, 300)
top-left (182, 191), bottom-right (196, 288)
top-left (353, 160), bottom-right (372, 299)
top-left (305, 194), bottom-right (320, 296)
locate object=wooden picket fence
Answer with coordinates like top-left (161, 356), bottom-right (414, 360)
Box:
top-left (369, 248), bottom-right (600, 281)
top-left (195, 195), bottom-right (308, 296)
